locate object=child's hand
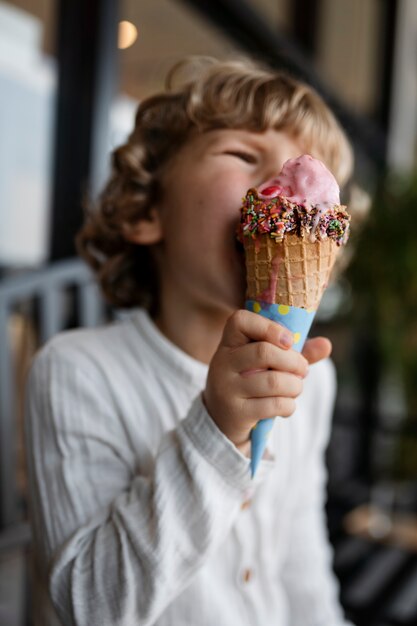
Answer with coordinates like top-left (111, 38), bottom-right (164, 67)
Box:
top-left (203, 310), bottom-right (331, 453)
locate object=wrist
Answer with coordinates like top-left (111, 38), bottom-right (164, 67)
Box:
top-left (202, 392), bottom-right (251, 453)
top-left (235, 438), bottom-right (251, 458)
top-left (219, 425), bottom-right (252, 454)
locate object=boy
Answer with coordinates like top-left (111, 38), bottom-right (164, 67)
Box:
top-left (25, 58), bottom-right (354, 625)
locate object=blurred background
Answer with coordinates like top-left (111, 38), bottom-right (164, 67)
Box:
top-left (1, 1), bottom-right (417, 625)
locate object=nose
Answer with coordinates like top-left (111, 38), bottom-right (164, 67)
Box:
top-left (258, 158), bottom-right (287, 187)
top-left (261, 147), bottom-right (292, 183)
top-left (262, 142), bottom-right (303, 184)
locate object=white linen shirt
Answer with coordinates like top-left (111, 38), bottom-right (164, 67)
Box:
top-left (25, 309), bottom-right (352, 626)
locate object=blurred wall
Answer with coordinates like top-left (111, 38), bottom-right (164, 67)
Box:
top-left (0, 2), bottom-right (55, 266)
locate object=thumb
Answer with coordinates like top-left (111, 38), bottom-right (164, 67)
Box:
top-left (302, 337), bottom-right (332, 365)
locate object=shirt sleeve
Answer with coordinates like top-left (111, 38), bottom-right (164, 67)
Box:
top-left (25, 341), bottom-right (252, 626)
top-left (280, 359), bottom-right (355, 626)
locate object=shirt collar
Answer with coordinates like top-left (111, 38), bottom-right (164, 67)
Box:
top-left (131, 309), bottom-right (208, 388)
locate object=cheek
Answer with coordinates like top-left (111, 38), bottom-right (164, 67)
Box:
top-left (199, 185), bottom-right (242, 228)
top-left (163, 172), bottom-right (244, 244)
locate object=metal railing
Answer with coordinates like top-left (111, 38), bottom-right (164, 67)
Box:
top-left (0, 258), bottom-right (105, 532)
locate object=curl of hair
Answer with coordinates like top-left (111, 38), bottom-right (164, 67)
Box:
top-left (77, 57), bottom-right (354, 310)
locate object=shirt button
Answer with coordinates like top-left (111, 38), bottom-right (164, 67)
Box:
top-left (240, 498), bottom-right (251, 510)
top-left (242, 568), bottom-right (253, 583)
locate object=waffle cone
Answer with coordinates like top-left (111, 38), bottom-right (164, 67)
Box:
top-left (244, 233), bottom-right (339, 310)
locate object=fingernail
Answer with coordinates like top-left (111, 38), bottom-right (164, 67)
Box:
top-left (280, 331), bottom-right (293, 348)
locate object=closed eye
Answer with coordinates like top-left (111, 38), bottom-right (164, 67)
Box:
top-left (224, 151), bottom-right (257, 164)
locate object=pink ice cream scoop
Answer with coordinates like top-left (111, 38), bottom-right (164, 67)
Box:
top-left (258, 154), bottom-right (340, 209)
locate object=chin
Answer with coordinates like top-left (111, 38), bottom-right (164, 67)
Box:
top-left (205, 294), bottom-right (242, 320)
top-left (223, 289), bottom-right (246, 313)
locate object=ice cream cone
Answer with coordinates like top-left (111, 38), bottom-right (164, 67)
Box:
top-left (237, 155), bottom-right (350, 478)
top-left (244, 234), bottom-right (340, 477)
top-left (245, 232), bottom-right (339, 310)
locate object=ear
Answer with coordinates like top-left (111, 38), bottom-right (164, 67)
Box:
top-left (123, 208), bottom-right (163, 245)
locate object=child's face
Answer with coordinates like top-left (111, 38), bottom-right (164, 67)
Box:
top-left (154, 128), bottom-right (303, 317)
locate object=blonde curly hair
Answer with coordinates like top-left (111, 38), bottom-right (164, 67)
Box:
top-left (77, 57), bottom-right (353, 312)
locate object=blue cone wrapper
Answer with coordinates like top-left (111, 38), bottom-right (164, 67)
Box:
top-left (245, 299), bottom-right (316, 477)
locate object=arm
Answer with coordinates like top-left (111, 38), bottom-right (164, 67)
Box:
top-left (280, 359), bottom-right (354, 626)
top-left (25, 342), bottom-right (250, 626)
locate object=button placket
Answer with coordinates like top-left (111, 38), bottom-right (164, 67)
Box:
top-left (234, 486), bottom-right (257, 589)
top-left (240, 498), bottom-right (251, 510)
top-left (242, 567), bottom-right (254, 584)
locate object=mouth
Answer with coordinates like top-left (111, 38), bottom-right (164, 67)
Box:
top-left (234, 237), bottom-right (245, 260)
top-left (233, 237), bottom-right (245, 255)
top-left (227, 237), bottom-right (246, 305)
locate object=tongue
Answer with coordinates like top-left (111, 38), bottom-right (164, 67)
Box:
top-left (258, 185), bottom-right (282, 198)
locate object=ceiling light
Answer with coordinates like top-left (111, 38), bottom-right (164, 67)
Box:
top-left (118, 21), bottom-right (138, 50)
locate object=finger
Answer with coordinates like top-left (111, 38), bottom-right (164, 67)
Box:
top-left (242, 396), bottom-right (297, 420)
top-left (239, 370), bottom-right (303, 399)
top-left (302, 337), bottom-right (332, 365)
top-left (222, 310), bottom-right (294, 350)
top-left (230, 341), bottom-right (308, 378)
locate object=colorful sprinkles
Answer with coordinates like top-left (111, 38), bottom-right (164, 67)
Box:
top-left (237, 189), bottom-right (350, 246)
